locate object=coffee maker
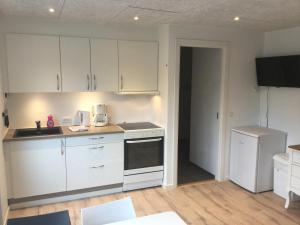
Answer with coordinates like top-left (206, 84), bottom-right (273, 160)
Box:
top-left (92, 104), bottom-right (108, 127)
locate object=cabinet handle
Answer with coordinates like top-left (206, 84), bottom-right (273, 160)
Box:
top-left (61, 140), bottom-right (64, 156)
top-left (121, 75), bottom-right (124, 90)
top-left (87, 74), bottom-right (90, 90)
top-left (57, 74), bottom-right (60, 91)
top-left (89, 165), bottom-right (104, 169)
top-left (93, 74), bottom-right (96, 90)
top-left (88, 146), bottom-right (104, 150)
top-left (89, 137), bottom-right (104, 140)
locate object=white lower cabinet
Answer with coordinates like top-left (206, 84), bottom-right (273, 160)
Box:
top-left (6, 138), bottom-right (66, 198)
top-left (5, 133), bottom-right (124, 201)
top-left (65, 134), bottom-right (124, 191)
top-left (66, 142), bottom-right (124, 191)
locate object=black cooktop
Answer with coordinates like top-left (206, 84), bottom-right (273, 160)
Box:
top-left (117, 122), bottom-right (160, 130)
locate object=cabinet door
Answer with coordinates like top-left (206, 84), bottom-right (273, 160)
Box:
top-left (6, 34), bottom-right (61, 93)
top-left (230, 131), bottom-right (258, 192)
top-left (90, 39), bottom-right (118, 92)
top-left (118, 41), bottom-right (158, 92)
top-left (60, 37), bottom-right (91, 92)
top-left (8, 138), bottom-right (66, 198)
top-left (66, 142), bottom-right (124, 191)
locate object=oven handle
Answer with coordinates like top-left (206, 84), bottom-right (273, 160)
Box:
top-left (126, 138), bottom-right (162, 144)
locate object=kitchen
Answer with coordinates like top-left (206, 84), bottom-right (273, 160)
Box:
top-left (1, 1), bottom-right (300, 225)
top-left (3, 29), bottom-right (165, 201)
top-left (0, 14), bottom-right (169, 223)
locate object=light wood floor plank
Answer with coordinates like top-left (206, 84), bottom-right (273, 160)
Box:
top-left (8, 181), bottom-right (300, 225)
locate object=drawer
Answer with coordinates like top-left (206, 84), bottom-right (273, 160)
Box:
top-left (101, 142), bottom-right (124, 162)
top-left (291, 176), bottom-right (300, 189)
top-left (66, 133), bottom-right (124, 146)
top-left (292, 150), bottom-right (300, 165)
top-left (66, 141), bottom-right (124, 191)
top-left (67, 160), bottom-right (124, 191)
top-left (66, 142), bottom-right (124, 165)
top-left (124, 171), bottom-right (164, 184)
top-left (291, 165), bottom-right (300, 179)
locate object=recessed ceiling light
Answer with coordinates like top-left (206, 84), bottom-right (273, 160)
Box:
top-left (234, 16), bottom-right (240, 21)
top-left (49, 8), bottom-right (55, 13)
top-left (134, 16), bottom-right (139, 21)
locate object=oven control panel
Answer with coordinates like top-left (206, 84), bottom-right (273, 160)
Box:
top-left (124, 128), bottom-right (164, 139)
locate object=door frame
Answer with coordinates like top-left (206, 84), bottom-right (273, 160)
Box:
top-left (173, 38), bottom-right (230, 185)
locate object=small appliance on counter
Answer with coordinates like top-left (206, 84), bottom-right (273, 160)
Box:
top-left (77, 110), bottom-right (90, 127)
top-left (117, 122), bottom-right (164, 191)
top-left (92, 104), bottom-right (108, 127)
top-left (68, 111), bottom-right (90, 132)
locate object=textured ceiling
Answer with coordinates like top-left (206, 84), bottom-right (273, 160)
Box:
top-left (0, 0), bottom-right (300, 31)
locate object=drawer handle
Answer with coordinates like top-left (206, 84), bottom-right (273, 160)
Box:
top-left (89, 137), bottom-right (104, 140)
top-left (89, 146), bottom-right (104, 150)
top-left (89, 165), bottom-right (104, 169)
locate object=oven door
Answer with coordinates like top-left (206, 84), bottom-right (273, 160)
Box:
top-left (124, 137), bottom-right (164, 172)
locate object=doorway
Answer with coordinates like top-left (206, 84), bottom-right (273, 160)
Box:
top-left (177, 46), bottom-right (223, 185)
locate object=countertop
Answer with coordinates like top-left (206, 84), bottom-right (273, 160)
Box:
top-left (3, 124), bottom-right (124, 142)
top-left (289, 145), bottom-right (300, 151)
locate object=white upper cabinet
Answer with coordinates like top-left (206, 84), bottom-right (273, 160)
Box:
top-left (6, 34), bottom-right (61, 93)
top-left (60, 37), bottom-right (91, 92)
top-left (5, 34), bottom-right (159, 94)
top-left (90, 39), bottom-right (118, 92)
top-left (118, 41), bottom-right (158, 93)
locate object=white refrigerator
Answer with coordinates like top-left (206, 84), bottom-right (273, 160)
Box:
top-left (229, 126), bottom-right (287, 193)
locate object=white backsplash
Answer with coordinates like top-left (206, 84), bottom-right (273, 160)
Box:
top-left (7, 92), bottom-right (161, 129)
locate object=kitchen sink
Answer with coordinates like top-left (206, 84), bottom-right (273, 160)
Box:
top-left (14, 127), bottom-right (63, 138)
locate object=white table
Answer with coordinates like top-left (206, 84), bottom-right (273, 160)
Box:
top-left (105, 212), bottom-right (187, 225)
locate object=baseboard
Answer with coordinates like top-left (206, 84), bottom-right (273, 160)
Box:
top-left (9, 187), bottom-right (122, 209)
top-left (162, 183), bottom-right (177, 189)
top-left (3, 206), bottom-right (10, 225)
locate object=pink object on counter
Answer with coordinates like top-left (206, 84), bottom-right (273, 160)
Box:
top-left (47, 115), bottom-right (54, 128)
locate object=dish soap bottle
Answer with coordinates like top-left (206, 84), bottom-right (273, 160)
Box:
top-left (47, 115), bottom-right (54, 128)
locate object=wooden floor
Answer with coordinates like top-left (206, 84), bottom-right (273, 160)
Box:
top-left (8, 181), bottom-right (300, 225)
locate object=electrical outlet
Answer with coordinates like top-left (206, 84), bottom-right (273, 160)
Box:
top-left (61, 117), bottom-right (72, 126)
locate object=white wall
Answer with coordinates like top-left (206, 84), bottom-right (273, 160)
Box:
top-left (7, 93), bottom-right (157, 128)
top-left (190, 48), bottom-right (222, 175)
top-left (0, 17), bottom-right (162, 128)
top-left (157, 25), bottom-right (170, 186)
top-left (260, 26), bottom-right (300, 147)
top-left (0, 60), bottom-right (8, 225)
top-left (164, 25), bottom-right (263, 185)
